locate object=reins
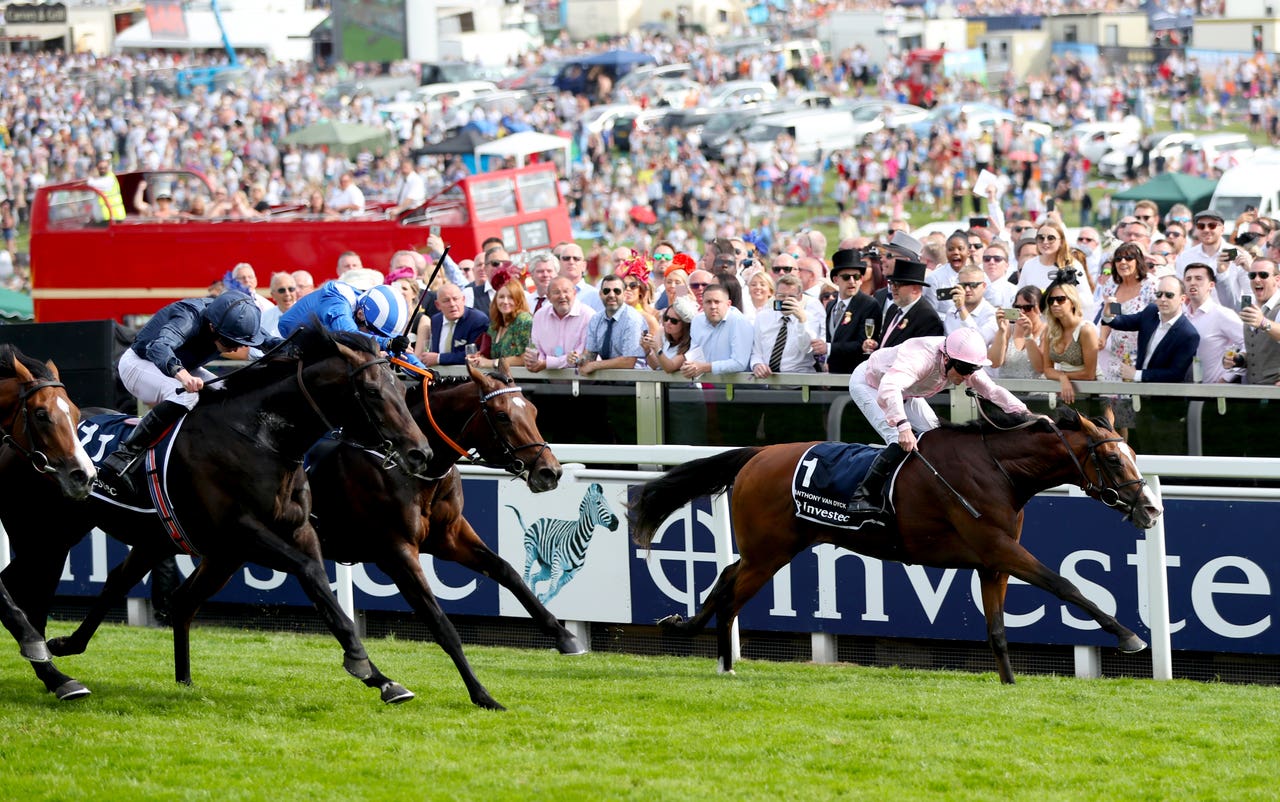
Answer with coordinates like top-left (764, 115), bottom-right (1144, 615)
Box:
top-left (0, 377), bottom-right (68, 474)
top-left (294, 350), bottom-right (409, 472)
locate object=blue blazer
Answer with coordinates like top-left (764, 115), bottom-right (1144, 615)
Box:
top-left (1107, 305), bottom-right (1200, 382)
top-left (430, 307), bottom-right (490, 365)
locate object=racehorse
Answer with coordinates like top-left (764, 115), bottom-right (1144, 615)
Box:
top-left (630, 406), bottom-right (1163, 683)
top-left (0, 346), bottom-right (96, 666)
top-left (0, 327), bottom-right (432, 702)
top-left (42, 365), bottom-right (571, 710)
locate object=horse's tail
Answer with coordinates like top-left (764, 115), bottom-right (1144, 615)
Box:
top-left (504, 504), bottom-right (528, 534)
top-left (629, 447), bottom-right (763, 549)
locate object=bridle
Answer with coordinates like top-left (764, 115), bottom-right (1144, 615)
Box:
top-left (0, 377), bottom-right (68, 475)
top-left (973, 396), bottom-right (1146, 518)
top-left (294, 356), bottom-right (416, 473)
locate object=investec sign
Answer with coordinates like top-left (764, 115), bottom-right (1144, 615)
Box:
top-left (58, 478), bottom-right (1277, 654)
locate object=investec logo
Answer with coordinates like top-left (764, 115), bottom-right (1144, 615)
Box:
top-left (634, 502), bottom-right (732, 618)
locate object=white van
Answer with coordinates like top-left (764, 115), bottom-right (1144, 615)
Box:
top-left (741, 108), bottom-right (858, 164)
top-left (1209, 148), bottom-right (1280, 224)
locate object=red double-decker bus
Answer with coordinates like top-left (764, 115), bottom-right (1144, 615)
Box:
top-left (29, 163), bottom-right (571, 323)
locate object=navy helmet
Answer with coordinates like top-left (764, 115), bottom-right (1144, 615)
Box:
top-left (204, 291), bottom-right (266, 347)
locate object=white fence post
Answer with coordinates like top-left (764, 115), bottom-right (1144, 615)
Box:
top-left (1144, 474), bottom-right (1174, 680)
top-left (711, 490), bottom-right (739, 663)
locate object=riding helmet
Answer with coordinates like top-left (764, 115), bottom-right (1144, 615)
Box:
top-left (356, 284), bottom-right (409, 338)
top-left (204, 291), bottom-right (266, 347)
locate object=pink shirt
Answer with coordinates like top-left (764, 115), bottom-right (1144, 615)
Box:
top-left (863, 336), bottom-right (1029, 427)
top-left (531, 301), bottom-right (594, 369)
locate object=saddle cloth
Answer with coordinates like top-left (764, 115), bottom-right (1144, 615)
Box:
top-left (791, 442), bottom-right (895, 530)
top-left (79, 412), bottom-right (195, 554)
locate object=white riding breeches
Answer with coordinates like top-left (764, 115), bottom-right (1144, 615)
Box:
top-left (118, 349), bottom-right (212, 410)
top-left (848, 361), bottom-right (939, 445)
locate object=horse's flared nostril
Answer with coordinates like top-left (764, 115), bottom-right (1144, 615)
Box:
top-left (534, 466), bottom-right (561, 490)
top-left (405, 448), bottom-right (432, 474)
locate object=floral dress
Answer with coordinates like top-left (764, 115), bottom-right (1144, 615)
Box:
top-left (1097, 276), bottom-right (1156, 428)
top-left (489, 312), bottom-right (533, 360)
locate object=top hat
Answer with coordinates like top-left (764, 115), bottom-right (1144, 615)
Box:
top-left (889, 259), bottom-right (928, 286)
top-left (884, 230), bottom-right (923, 260)
top-left (830, 248), bottom-right (866, 275)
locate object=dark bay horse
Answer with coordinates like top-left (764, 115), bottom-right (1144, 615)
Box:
top-left (0, 346), bottom-right (96, 667)
top-left (630, 406), bottom-right (1163, 683)
top-left (47, 365), bottom-right (572, 710)
top-left (1, 328), bottom-right (431, 701)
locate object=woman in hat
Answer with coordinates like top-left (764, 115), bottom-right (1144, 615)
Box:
top-left (469, 265), bottom-right (533, 374)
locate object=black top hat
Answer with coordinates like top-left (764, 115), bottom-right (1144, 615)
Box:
top-left (889, 259), bottom-right (928, 286)
top-left (830, 248), bottom-right (865, 275)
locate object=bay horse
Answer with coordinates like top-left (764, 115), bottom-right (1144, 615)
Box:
top-left (630, 406), bottom-right (1163, 683)
top-left (43, 365), bottom-right (571, 710)
top-left (0, 345), bottom-right (96, 666)
top-left (0, 327), bottom-right (432, 702)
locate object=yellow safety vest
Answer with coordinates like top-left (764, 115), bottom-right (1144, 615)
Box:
top-left (97, 173), bottom-right (126, 221)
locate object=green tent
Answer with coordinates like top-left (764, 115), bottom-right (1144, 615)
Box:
top-left (1111, 172), bottom-right (1219, 215)
top-left (281, 120), bottom-right (394, 157)
top-left (0, 287), bottom-right (33, 322)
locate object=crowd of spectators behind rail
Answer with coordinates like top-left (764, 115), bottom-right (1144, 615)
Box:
top-left (1, 3), bottom-right (1277, 442)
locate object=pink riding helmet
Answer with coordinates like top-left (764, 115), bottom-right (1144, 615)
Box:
top-left (943, 328), bottom-right (992, 367)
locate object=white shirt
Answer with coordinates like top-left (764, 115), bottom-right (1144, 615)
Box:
top-left (327, 182), bottom-right (366, 212)
top-left (750, 308), bottom-right (822, 373)
top-left (924, 263), bottom-right (960, 317)
top-left (393, 170), bottom-right (426, 208)
top-left (983, 276), bottom-right (1019, 309)
top-left (943, 298), bottom-right (1000, 345)
top-left (1185, 298), bottom-right (1244, 383)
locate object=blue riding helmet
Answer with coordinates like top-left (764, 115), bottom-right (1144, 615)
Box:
top-left (356, 285), bottom-right (409, 338)
top-left (203, 291), bottom-right (266, 347)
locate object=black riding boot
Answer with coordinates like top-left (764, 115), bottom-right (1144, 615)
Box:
top-left (848, 443), bottom-right (907, 515)
top-left (100, 401), bottom-right (189, 490)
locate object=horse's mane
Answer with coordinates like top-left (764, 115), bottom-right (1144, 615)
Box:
top-left (0, 344), bottom-right (54, 382)
top-left (215, 324), bottom-right (380, 397)
top-left (939, 400), bottom-right (1114, 435)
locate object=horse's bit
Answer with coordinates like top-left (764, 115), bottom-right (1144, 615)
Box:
top-left (458, 384), bottom-right (552, 480)
top-left (0, 378), bottom-right (67, 475)
top-left (295, 356), bottom-right (414, 473)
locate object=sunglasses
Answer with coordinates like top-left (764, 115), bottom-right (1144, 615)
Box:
top-left (820, 293), bottom-right (837, 302)
top-left (1171, 216), bottom-right (1191, 223)
top-left (1011, 225), bottom-right (1032, 233)
top-left (1013, 303), bottom-right (1036, 312)
top-left (950, 360), bottom-right (979, 376)
top-left (1036, 234), bottom-right (1059, 242)
top-left (1136, 214), bottom-right (1154, 221)
top-left (663, 316), bottom-right (681, 324)
top-left (835, 272), bottom-right (862, 281)
top-left (1047, 296), bottom-right (1070, 305)
top-left (489, 260), bottom-right (510, 268)
top-left (600, 287), bottom-right (624, 296)
top-left (772, 265), bottom-right (794, 273)
top-left (1154, 290), bottom-right (1180, 299)
top-left (982, 255), bottom-right (1006, 262)
top-left (689, 282), bottom-right (710, 289)
top-left (968, 241), bottom-right (983, 250)
top-left (653, 253), bottom-right (673, 261)
top-left (560, 254), bottom-right (584, 261)
top-left (1248, 271), bottom-right (1275, 280)
top-left (625, 280), bottom-right (641, 289)
top-left (274, 286), bottom-right (298, 294)
top-left (1196, 222), bottom-right (1220, 230)
top-left (1166, 231), bottom-right (1184, 237)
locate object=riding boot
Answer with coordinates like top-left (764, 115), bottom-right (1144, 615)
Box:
top-left (101, 401), bottom-right (189, 489)
top-left (848, 443), bottom-right (907, 515)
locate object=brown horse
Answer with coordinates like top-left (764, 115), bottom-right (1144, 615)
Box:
top-left (0, 345), bottom-right (96, 666)
top-left (630, 406), bottom-right (1162, 683)
top-left (45, 365), bottom-right (569, 710)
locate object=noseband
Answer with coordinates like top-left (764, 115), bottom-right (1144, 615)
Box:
top-left (417, 374), bottom-right (550, 481)
top-left (0, 378), bottom-right (68, 474)
top-left (294, 356), bottom-right (414, 473)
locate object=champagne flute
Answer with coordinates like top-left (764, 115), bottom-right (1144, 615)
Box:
top-left (864, 320), bottom-right (875, 339)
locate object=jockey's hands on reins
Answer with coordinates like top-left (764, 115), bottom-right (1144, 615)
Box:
top-left (898, 428), bottom-right (918, 452)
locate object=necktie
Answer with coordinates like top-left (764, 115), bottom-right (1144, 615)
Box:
top-left (600, 316), bottom-right (616, 360)
top-left (831, 300), bottom-right (845, 332)
top-left (441, 321), bottom-right (454, 352)
top-left (535, 296), bottom-right (546, 313)
top-left (883, 307), bottom-right (903, 344)
top-left (769, 316), bottom-right (789, 372)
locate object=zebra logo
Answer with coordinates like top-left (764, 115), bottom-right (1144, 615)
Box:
top-left (508, 482), bottom-right (619, 603)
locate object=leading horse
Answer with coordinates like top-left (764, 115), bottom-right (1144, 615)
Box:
top-left (630, 406), bottom-right (1162, 683)
top-left (0, 345), bottom-right (96, 667)
top-left (44, 365), bottom-right (572, 710)
top-left (0, 327), bottom-right (431, 701)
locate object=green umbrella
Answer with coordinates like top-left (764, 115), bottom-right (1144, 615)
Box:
top-left (1111, 172), bottom-right (1219, 216)
top-left (0, 287), bottom-right (33, 322)
top-left (281, 120), bottom-right (395, 157)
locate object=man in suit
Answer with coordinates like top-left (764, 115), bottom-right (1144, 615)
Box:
top-left (870, 259), bottom-right (944, 353)
top-left (1103, 275), bottom-right (1200, 382)
top-left (426, 282), bottom-right (490, 366)
top-left (826, 249), bottom-right (881, 373)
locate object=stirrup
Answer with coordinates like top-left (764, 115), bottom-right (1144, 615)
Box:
top-left (102, 448), bottom-right (139, 477)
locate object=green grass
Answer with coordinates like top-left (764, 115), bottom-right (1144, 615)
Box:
top-left (2, 624), bottom-right (1278, 801)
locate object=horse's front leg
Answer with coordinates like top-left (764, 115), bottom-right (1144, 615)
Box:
top-left (376, 546), bottom-right (504, 710)
top-left (977, 568), bottom-right (1015, 684)
top-left (167, 555), bottom-right (242, 685)
top-left (48, 543), bottom-right (171, 657)
top-left (0, 578), bottom-right (49, 663)
top-left (2, 541), bottom-right (91, 700)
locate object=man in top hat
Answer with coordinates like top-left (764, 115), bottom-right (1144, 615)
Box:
top-left (1176, 208), bottom-right (1253, 312)
top-left (826, 249), bottom-right (882, 373)
top-left (865, 257), bottom-right (942, 353)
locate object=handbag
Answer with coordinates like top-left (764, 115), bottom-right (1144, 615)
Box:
top-left (477, 332), bottom-right (493, 359)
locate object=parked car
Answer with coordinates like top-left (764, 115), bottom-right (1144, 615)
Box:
top-left (741, 108), bottom-right (862, 164)
top-left (1210, 148), bottom-right (1280, 224)
top-left (1187, 132), bottom-right (1255, 173)
top-left (615, 62), bottom-right (695, 93)
top-left (1097, 131), bottom-right (1195, 178)
top-left (704, 80), bottom-right (778, 108)
top-left (578, 103), bottom-right (644, 136)
top-left (849, 102), bottom-right (928, 143)
top-left (899, 101), bottom-right (1005, 139)
top-left (414, 81), bottom-right (499, 114)
top-left (1065, 119), bottom-right (1143, 165)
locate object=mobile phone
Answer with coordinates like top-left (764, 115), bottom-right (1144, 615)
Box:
top-left (1046, 197), bottom-right (1056, 213)
top-left (1242, 295), bottom-right (1254, 309)
top-left (969, 216), bottom-right (989, 228)
top-left (1107, 302), bottom-right (1122, 316)
top-left (1225, 248), bottom-right (1238, 260)
top-left (429, 224), bottom-right (441, 237)
top-left (773, 299), bottom-right (785, 312)
top-left (1002, 307), bottom-right (1021, 321)
top-left (936, 287), bottom-right (955, 301)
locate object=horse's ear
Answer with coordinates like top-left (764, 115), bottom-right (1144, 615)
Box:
top-left (467, 361), bottom-right (486, 386)
top-left (1056, 405), bottom-right (1081, 429)
top-left (12, 357), bottom-right (33, 384)
top-left (45, 359), bottom-right (61, 381)
top-left (333, 340), bottom-right (362, 364)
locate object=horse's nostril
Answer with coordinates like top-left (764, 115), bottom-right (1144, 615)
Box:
top-left (70, 469), bottom-right (89, 485)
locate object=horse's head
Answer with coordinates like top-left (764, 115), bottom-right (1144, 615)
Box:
top-left (464, 364), bottom-right (562, 492)
top-left (0, 347), bottom-right (95, 500)
top-left (299, 329), bottom-right (432, 477)
top-left (1055, 408), bottom-right (1162, 530)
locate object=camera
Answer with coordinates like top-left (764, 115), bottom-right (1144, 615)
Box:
top-left (773, 299), bottom-right (786, 312)
top-left (936, 287), bottom-right (955, 301)
top-left (1107, 302), bottom-right (1122, 317)
top-left (1002, 307), bottom-right (1021, 321)
top-left (969, 216), bottom-right (989, 228)
top-left (1224, 248), bottom-right (1238, 260)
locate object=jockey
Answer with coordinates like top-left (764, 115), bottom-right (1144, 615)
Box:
top-left (102, 291), bottom-right (279, 490)
top-left (278, 281), bottom-right (422, 367)
top-left (846, 327), bottom-right (1029, 514)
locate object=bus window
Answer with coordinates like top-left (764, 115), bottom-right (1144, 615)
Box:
top-left (518, 219), bottom-right (551, 250)
top-left (517, 170), bottom-right (559, 213)
top-left (47, 189), bottom-right (102, 228)
top-left (410, 184), bottom-right (469, 227)
top-left (470, 177), bottom-right (518, 222)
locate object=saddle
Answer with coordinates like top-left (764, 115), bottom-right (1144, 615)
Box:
top-left (791, 442), bottom-right (903, 530)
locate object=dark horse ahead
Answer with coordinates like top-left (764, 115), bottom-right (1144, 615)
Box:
top-left (0, 328), bottom-right (431, 701)
top-left (0, 346), bottom-right (96, 668)
top-left (631, 406), bottom-right (1163, 683)
top-left (43, 365), bottom-right (573, 710)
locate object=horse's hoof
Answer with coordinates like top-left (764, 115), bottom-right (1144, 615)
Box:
top-left (343, 654), bottom-right (374, 680)
top-left (1119, 634), bottom-right (1148, 654)
top-left (475, 695), bottom-right (507, 712)
top-left (557, 634), bottom-right (588, 656)
top-left (21, 640), bottom-right (51, 663)
top-left (379, 682), bottom-right (415, 705)
top-left (656, 614), bottom-right (685, 631)
top-left (53, 680), bottom-right (91, 701)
